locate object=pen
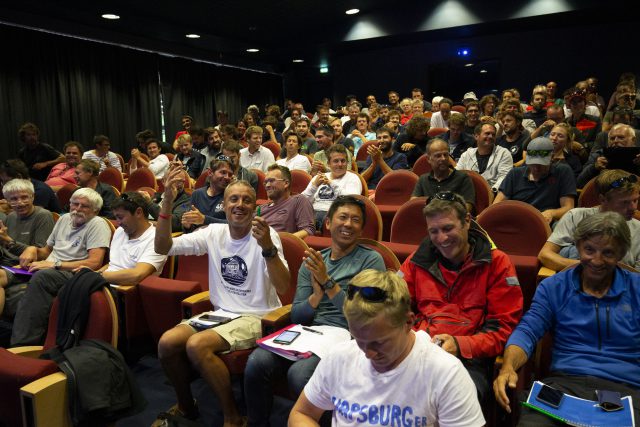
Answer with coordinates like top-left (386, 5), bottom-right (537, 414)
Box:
top-left (302, 326), bottom-right (323, 335)
top-left (256, 206), bottom-right (261, 217)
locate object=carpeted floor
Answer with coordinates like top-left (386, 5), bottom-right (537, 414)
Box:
top-left (116, 355), bottom-right (293, 427)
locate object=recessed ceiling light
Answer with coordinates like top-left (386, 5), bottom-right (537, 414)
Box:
top-left (185, 34), bottom-right (200, 39)
top-left (101, 14), bottom-right (120, 20)
top-left (320, 67), bottom-right (329, 73)
top-left (345, 8), bottom-right (360, 15)
top-left (480, 69), bottom-right (488, 73)
top-left (246, 48), bottom-right (260, 53)
top-left (292, 59), bottom-right (304, 63)
top-left (464, 63), bottom-right (474, 67)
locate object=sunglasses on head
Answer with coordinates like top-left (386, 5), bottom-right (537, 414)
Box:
top-left (610, 174), bottom-right (638, 190)
top-left (120, 193), bottom-right (143, 208)
top-left (215, 154), bottom-right (231, 161)
top-left (528, 150), bottom-right (552, 157)
top-left (347, 284), bottom-right (388, 302)
top-left (429, 191), bottom-right (467, 209)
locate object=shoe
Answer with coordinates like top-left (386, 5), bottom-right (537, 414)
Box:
top-left (151, 402), bottom-right (200, 427)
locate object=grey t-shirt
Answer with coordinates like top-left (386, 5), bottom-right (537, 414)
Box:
top-left (1, 207), bottom-right (55, 264)
top-left (46, 214), bottom-right (112, 262)
top-left (549, 207), bottom-right (640, 269)
top-left (291, 245), bottom-right (385, 328)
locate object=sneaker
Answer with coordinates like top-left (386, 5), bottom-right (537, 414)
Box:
top-left (151, 403), bottom-right (200, 427)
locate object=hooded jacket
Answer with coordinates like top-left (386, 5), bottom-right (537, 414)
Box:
top-left (400, 222), bottom-right (523, 359)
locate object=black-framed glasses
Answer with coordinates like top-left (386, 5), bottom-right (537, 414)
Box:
top-left (263, 178), bottom-right (286, 186)
top-left (347, 284), bottom-right (388, 302)
top-left (528, 149), bottom-right (552, 157)
top-left (430, 191), bottom-right (466, 209)
top-left (610, 174), bottom-right (638, 190)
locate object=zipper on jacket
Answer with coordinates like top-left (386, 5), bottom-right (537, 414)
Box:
top-left (595, 301), bottom-right (601, 350)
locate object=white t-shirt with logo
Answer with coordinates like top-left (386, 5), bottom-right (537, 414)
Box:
top-left (168, 224), bottom-right (286, 316)
top-left (105, 225), bottom-right (167, 275)
top-left (304, 330), bottom-right (485, 427)
top-left (302, 171), bottom-right (362, 213)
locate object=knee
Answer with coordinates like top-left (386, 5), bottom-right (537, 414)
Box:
top-left (185, 333), bottom-right (213, 368)
top-left (158, 327), bottom-right (188, 359)
top-left (246, 348), bottom-right (276, 380)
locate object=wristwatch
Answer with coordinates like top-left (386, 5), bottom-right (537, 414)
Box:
top-left (262, 246), bottom-right (278, 258)
top-left (322, 277), bottom-right (338, 291)
top-left (54, 260), bottom-right (62, 270)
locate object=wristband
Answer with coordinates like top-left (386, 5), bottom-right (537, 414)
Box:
top-left (159, 213), bottom-right (171, 220)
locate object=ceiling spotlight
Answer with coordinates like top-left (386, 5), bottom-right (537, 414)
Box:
top-left (292, 59), bottom-right (304, 63)
top-left (480, 69), bottom-right (488, 73)
top-left (185, 34), bottom-right (201, 39)
top-left (320, 67), bottom-right (329, 74)
top-left (246, 48), bottom-right (260, 53)
top-left (101, 14), bottom-right (120, 20)
top-left (345, 9), bottom-right (360, 15)
top-left (464, 63), bottom-right (474, 67)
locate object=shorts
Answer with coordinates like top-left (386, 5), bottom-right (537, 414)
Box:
top-left (180, 314), bottom-right (262, 352)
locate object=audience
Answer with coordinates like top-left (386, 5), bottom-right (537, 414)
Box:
top-left (276, 133), bottom-right (312, 173)
top-left (82, 134), bottom-right (122, 172)
top-left (360, 126), bottom-right (409, 190)
top-left (182, 158), bottom-right (233, 231)
top-left (240, 126), bottom-right (275, 173)
top-left (311, 126), bottom-right (353, 176)
top-left (16, 122), bottom-right (64, 182)
top-left (175, 133), bottom-right (206, 180)
top-left (73, 159), bottom-right (117, 218)
top-left (130, 139), bottom-right (170, 180)
top-left (222, 140), bottom-right (258, 192)
top-left (45, 141), bottom-right (84, 189)
top-left (0, 159), bottom-right (61, 213)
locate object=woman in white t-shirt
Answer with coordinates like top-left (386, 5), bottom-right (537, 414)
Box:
top-left (276, 133), bottom-right (311, 173)
top-left (302, 144), bottom-right (362, 228)
top-left (129, 139), bottom-right (170, 180)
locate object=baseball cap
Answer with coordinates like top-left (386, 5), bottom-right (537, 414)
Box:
top-left (526, 137), bottom-right (554, 166)
top-left (432, 96), bottom-right (443, 104)
top-left (567, 88), bottom-right (587, 103)
top-left (463, 91), bottom-right (478, 101)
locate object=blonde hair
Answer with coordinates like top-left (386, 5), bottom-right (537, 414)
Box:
top-left (344, 270), bottom-right (411, 328)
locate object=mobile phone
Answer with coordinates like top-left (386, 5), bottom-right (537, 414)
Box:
top-left (536, 384), bottom-right (564, 409)
top-left (198, 314), bottom-right (231, 323)
top-left (273, 330), bottom-right (301, 345)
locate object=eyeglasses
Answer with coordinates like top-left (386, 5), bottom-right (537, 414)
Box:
top-left (120, 193), bottom-right (143, 208)
top-left (610, 174), bottom-right (638, 190)
top-left (215, 154), bottom-right (231, 161)
top-left (430, 191), bottom-right (467, 209)
top-left (528, 150), bottom-right (552, 157)
top-left (263, 178), bottom-right (286, 186)
top-left (347, 284), bottom-right (388, 302)
top-left (618, 95), bottom-right (635, 102)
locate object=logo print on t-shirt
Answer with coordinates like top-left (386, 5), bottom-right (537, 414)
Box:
top-left (221, 256), bottom-right (248, 287)
top-left (215, 201), bottom-right (224, 212)
top-left (317, 184), bottom-right (336, 201)
top-left (510, 145), bottom-right (519, 155)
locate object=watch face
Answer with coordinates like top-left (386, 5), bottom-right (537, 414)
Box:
top-left (323, 279), bottom-right (336, 290)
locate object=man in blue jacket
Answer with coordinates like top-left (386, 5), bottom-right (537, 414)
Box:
top-left (494, 211), bottom-right (640, 425)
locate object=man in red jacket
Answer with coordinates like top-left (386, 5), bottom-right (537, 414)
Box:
top-left (399, 191), bottom-right (523, 401)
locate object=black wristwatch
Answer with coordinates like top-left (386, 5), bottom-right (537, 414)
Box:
top-left (54, 260), bottom-right (62, 270)
top-left (262, 246), bottom-right (278, 258)
top-left (322, 277), bottom-right (338, 291)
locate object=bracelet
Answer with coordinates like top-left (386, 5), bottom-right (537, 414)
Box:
top-left (159, 213), bottom-right (171, 220)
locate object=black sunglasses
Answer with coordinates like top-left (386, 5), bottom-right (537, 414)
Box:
top-left (610, 174), bottom-right (638, 190)
top-left (215, 154), bottom-right (231, 161)
top-left (429, 191), bottom-right (467, 209)
top-left (120, 192), bottom-right (144, 208)
top-left (347, 284), bottom-right (388, 302)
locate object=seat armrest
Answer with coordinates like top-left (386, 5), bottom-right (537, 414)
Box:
top-left (537, 266), bottom-right (556, 281)
top-left (9, 346), bottom-right (44, 358)
top-left (21, 372), bottom-right (71, 427)
top-left (182, 291), bottom-right (212, 319)
top-left (261, 304), bottom-right (292, 335)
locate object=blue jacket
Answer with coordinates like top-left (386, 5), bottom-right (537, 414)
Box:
top-left (506, 265), bottom-right (640, 388)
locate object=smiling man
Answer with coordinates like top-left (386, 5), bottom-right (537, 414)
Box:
top-left (175, 133), bottom-right (206, 180)
top-left (246, 196), bottom-right (385, 426)
top-left (10, 188), bottom-right (111, 346)
top-left (154, 164), bottom-right (290, 427)
top-left (289, 269), bottom-right (485, 427)
top-left (45, 141), bottom-right (84, 189)
top-left (361, 126), bottom-right (408, 190)
top-left (258, 164), bottom-right (315, 239)
top-left (400, 192), bottom-right (523, 402)
top-left (240, 126), bottom-right (276, 173)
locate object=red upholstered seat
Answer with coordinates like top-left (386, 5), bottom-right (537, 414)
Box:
top-left (195, 169), bottom-right (211, 189)
top-left (383, 197), bottom-right (427, 264)
top-left (289, 169), bottom-right (311, 195)
top-left (98, 166), bottom-right (125, 192)
top-left (262, 141), bottom-right (281, 159)
top-left (374, 170), bottom-right (419, 241)
top-left (427, 127), bottom-right (447, 138)
top-left (411, 154), bottom-right (432, 177)
top-left (125, 167), bottom-right (157, 192)
top-left (56, 183), bottom-right (79, 208)
top-left (356, 140), bottom-right (380, 162)
top-left (460, 169), bottom-right (494, 215)
top-left (577, 176), bottom-right (599, 207)
top-left (252, 169), bottom-right (268, 201)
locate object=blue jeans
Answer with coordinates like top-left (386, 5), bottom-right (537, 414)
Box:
top-left (244, 347), bottom-right (320, 427)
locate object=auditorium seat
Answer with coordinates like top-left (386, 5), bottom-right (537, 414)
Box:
top-left (373, 170), bottom-right (419, 241)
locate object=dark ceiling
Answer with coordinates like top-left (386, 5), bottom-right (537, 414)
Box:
top-left (0, 0), bottom-right (626, 74)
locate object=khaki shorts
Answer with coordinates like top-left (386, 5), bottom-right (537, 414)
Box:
top-left (180, 314), bottom-right (262, 352)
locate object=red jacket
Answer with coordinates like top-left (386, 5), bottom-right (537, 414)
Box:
top-left (400, 225), bottom-right (523, 359)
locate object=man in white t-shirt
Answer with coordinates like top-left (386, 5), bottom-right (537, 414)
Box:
top-left (240, 126), bottom-right (276, 173)
top-left (289, 269), bottom-right (485, 427)
top-left (152, 163), bottom-right (290, 427)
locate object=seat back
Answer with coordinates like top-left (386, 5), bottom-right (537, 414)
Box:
top-left (252, 169), bottom-right (268, 201)
top-left (98, 167), bottom-right (124, 192)
top-left (427, 127), bottom-right (448, 138)
top-left (56, 184), bottom-right (79, 209)
top-left (357, 238), bottom-right (401, 271)
top-left (42, 287), bottom-right (118, 350)
top-left (125, 167), bottom-right (157, 192)
top-left (262, 141), bottom-right (281, 160)
top-left (195, 169), bottom-right (211, 189)
top-left (137, 186), bottom-right (156, 198)
top-left (175, 254), bottom-right (210, 292)
top-left (389, 197), bottom-right (428, 244)
top-left (356, 140), bottom-right (380, 162)
top-left (290, 169), bottom-right (311, 195)
top-left (461, 169), bottom-right (494, 215)
top-left (476, 200), bottom-right (551, 256)
top-left (374, 170), bottom-right (419, 205)
top-left (411, 154), bottom-right (432, 176)
top-left (320, 194), bottom-right (382, 240)
top-left (451, 105), bottom-right (466, 114)
top-left (577, 176), bottom-right (599, 207)
top-left (277, 232), bottom-right (309, 304)
top-left (115, 152), bottom-right (126, 172)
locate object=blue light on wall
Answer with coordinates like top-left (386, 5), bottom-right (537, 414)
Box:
top-left (457, 47), bottom-right (470, 57)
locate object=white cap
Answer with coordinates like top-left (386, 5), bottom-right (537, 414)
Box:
top-left (463, 91), bottom-right (478, 101)
top-left (432, 96), bottom-right (443, 104)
